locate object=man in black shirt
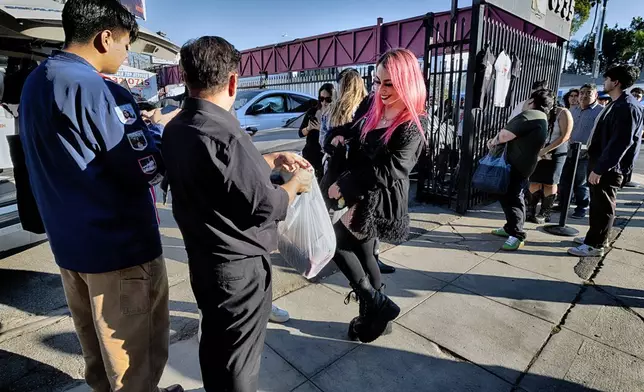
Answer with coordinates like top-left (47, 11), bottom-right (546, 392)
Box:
top-left (488, 89), bottom-right (553, 251)
top-left (162, 36), bottom-right (312, 392)
top-left (568, 65), bottom-right (644, 257)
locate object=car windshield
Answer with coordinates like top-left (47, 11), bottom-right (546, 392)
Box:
top-left (234, 91), bottom-right (262, 110)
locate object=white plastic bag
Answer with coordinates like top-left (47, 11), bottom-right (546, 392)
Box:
top-left (278, 177), bottom-right (336, 279)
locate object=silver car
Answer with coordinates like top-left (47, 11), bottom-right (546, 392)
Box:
top-left (234, 89), bottom-right (316, 132)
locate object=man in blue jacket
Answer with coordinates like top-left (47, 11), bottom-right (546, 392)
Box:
top-left (19, 1), bottom-right (181, 391)
top-left (568, 65), bottom-right (644, 257)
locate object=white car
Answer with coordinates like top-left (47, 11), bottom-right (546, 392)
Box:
top-left (235, 89), bottom-right (316, 132)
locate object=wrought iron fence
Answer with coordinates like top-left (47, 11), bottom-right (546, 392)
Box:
top-left (463, 17), bottom-right (564, 211)
top-left (416, 11), bottom-right (470, 208)
top-left (416, 6), bottom-right (565, 212)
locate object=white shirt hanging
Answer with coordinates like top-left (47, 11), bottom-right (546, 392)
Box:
top-left (493, 51), bottom-right (512, 108)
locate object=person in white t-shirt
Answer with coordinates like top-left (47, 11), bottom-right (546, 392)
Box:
top-left (509, 80), bottom-right (548, 120)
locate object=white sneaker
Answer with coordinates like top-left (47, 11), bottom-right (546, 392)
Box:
top-left (574, 237), bottom-right (585, 245)
top-left (567, 244), bottom-right (605, 257)
top-left (270, 304), bottom-right (290, 323)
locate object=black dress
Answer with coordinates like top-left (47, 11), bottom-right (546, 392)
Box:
top-left (334, 118), bottom-right (427, 243)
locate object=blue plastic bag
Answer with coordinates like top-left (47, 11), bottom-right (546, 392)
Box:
top-left (472, 147), bottom-right (511, 194)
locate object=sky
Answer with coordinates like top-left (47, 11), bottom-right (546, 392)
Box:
top-left (141, 0), bottom-right (636, 51)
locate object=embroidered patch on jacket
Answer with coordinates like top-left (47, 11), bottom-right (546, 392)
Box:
top-left (127, 130), bottom-right (148, 151)
top-left (138, 155), bottom-right (157, 174)
top-left (115, 104), bottom-right (137, 125)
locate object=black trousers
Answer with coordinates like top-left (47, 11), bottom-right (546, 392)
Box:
top-left (190, 255), bottom-right (272, 392)
top-left (499, 170), bottom-right (528, 241)
top-left (584, 171), bottom-right (623, 248)
top-left (333, 223), bottom-right (382, 289)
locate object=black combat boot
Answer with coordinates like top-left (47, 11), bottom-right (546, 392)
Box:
top-left (346, 277), bottom-right (400, 343)
top-left (525, 190), bottom-right (544, 224)
top-left (536, 194), bottom-right (557, 223)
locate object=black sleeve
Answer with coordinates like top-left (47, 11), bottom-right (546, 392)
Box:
top-left (219, 135), bottom-right (289, 226)
top-left (336, 123), bottom-right (424, 202)
top-left (323, 123), bottom-right (354, 154)
top-left (594, 104), bottom-right (641, 175)
top-left (298, 108), bottom-right (317, 138)
top-left (322, 95), bottom-right (373, 154)
top-left (77, 81), bottom-right (165, 189)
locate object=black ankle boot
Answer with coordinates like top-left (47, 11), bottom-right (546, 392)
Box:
top-left (536, 194), bottom-right (557, 223)
top-left (525, 190), bottom-right (543, 224)
top-left (346, 278), bottom-right (400, 343)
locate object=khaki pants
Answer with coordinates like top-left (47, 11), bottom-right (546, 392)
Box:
top-left (60, 256), bottom-right (170, 392)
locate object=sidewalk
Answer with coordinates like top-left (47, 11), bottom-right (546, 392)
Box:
top-left (71, 175), bottom-right (644, 392)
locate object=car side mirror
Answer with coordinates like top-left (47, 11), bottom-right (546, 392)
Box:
top-left (245, 127), bottom-right (258, 136)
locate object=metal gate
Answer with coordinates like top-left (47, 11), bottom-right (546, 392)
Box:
top-left (415, 10), bottom-right (469, 208)
top-left (416, 1), bottom-right (565, 213)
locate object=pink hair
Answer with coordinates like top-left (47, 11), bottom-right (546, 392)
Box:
top-left (361, 48), bottom-right (427, 143)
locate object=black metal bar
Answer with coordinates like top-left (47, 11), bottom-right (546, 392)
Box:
top-left (456, 0), bottom-right (485, 213)
top-left (417, 12), bottom-right (435, 202)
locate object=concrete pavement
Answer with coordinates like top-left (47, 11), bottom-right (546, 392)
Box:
top-left (67, 174), bottom-right (644, 392)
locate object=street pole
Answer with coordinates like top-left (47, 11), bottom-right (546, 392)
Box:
top-left (592, 0), bottom-right (608, 78)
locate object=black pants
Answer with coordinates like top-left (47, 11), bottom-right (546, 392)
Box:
top-left (499, 170), bottom-right (528, 241)
top-left (333, 223), bottom-right (382, 289)
top-left (190, 255), bottom-right (272, 392)
top-left (559, 157), bottom-right (590, 212)
top-left (584, 171), bottom-right (623, 248)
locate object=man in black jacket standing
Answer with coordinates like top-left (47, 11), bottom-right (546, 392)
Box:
top-left (162, 36), bottom-right (312, 392)
top-left (568, 65), bottom-right (644, 257)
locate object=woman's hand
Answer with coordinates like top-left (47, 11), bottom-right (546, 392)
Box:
top-left (538, 148), bottom-right (549, 157)
top-left (328, 183), bottom-right (342, 199)
top-left (331, 136), bottom-right (345, 147)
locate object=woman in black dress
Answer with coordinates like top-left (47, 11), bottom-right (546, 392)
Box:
top-left (325, 48), bottom-right (427, 343)
top-left (299, 83), bottom-right (334, 179)
top-left (525, 104), bottom-right (573, 223)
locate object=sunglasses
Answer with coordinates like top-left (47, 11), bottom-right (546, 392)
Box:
top-left (319, 97), bottom-right (332, 103)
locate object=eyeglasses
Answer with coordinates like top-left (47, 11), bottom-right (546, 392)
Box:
top-left (319, 97), bottom-right (332, 103)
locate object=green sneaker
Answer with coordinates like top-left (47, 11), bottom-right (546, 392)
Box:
top-left (502, 236), bottom-right (525, 251)
top-left (491, 228), bottom-right (510, 238)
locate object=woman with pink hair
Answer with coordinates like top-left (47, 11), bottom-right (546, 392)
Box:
top-left (326, 48), bottom-right (427, 343)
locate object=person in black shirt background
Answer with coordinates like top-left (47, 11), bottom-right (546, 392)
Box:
top-left (568, 65), bottom-right (644, 258)
top-left (488, 89), bottom-right (553, 251)
top-left (299, 83), bottom-right (334, 179)
top-left (162, 36), bottom-right (313, 392)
